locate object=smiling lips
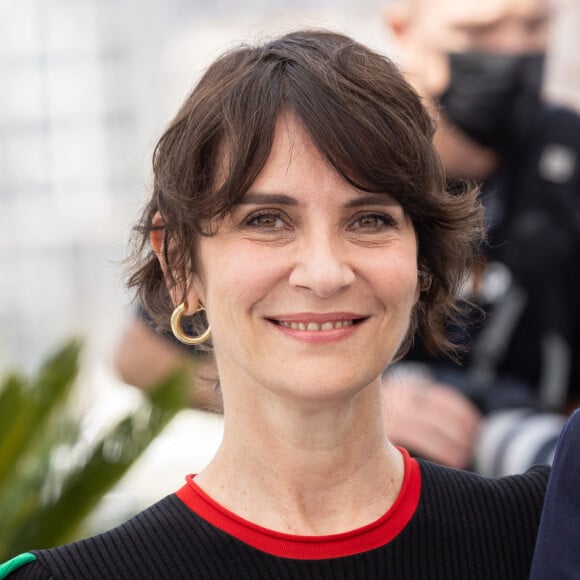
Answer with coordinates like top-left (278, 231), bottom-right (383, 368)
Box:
top-left (278, 320), bottom-right (354, 331)
top-left (269, 313), bottom-right (365, 342)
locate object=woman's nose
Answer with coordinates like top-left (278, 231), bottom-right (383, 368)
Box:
top-left (288, 232), bottom-right (355, 298)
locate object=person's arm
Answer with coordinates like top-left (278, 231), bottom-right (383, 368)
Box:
top-left (384, 360), bottom-right (567, 475)
top-left (382, 366), bottom-right (482, 469)
top-left (529, 409), bottom-right (580, 579)
top-left (113, 316), bottom-right (222, 412)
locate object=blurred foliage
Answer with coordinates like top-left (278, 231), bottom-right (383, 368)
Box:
top-left (0, 339), bottom-right (189, 560)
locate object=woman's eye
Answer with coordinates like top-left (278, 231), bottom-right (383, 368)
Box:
top-left (245, 212), bottom-right (285, 229)
top-left (350, 213), bottom-right (394, 230)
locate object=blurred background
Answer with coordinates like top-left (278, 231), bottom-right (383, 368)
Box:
top-left (0, 0), bottom-right (579, 536)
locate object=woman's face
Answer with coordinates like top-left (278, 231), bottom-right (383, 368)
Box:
top-left (188, 113), bottom-right (421, 404)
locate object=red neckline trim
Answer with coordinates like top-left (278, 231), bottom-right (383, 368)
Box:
top-left (175, 448), bottom-right (421, 560)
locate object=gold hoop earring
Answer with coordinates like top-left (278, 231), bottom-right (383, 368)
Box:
top-left (170, 302), bottom-right (212, 346)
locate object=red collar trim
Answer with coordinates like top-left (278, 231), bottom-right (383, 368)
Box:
top-left (175, 448), bottom-right (421, 560)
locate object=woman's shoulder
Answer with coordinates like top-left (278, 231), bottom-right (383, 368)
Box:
top-left (0, 493), bottom-right (200, 580)
top-left (417, 458), bottom-right (549, 517)
top-left (399, 460), bottom-right (548, 578)
top-left (419, 457), bottom-right (549, 488)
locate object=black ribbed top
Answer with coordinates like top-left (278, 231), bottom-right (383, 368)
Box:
top-left (5, 460), bottom-right (548, 579)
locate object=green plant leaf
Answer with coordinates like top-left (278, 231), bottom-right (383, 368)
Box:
top-left (4, 365), bottom-right (189, 555)
top-left (0, 374), bottom-right (29, 488)
top-left (0, 340), bottom-right (81, 495)
top-left (30, 339), bottom-right (82, 418)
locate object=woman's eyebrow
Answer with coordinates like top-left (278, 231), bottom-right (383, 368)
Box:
top-left (238, 192), bottom-right (397, 208)
top-left (238, 192), bottom-right (298, 206)
top-left (344, 194), bottom-right (398, 208)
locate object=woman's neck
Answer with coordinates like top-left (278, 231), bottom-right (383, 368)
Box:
top-left (194, 382), bottom-right (404, 535)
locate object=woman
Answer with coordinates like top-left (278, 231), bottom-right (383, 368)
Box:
top-left (0, 30), bottom-right (548, 579)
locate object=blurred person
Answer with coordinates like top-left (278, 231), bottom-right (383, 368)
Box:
top-left (383, 0), bottom-right (580, 473)
top-left (529, 408), bottom-right (580, 579)
top-left (0, 30), bottom-right (548, 579)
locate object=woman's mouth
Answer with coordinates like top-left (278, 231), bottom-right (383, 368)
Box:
top-left (267, 314), bottom-right (366, 343)
top-left (276, 320), bottom-right (355, 331)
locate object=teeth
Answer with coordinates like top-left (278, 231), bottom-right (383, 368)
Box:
top-left (279, 320), bottom-right (354, 331)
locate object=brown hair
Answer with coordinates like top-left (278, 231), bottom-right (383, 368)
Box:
top-left (129, 29), bottom-right (485, 360)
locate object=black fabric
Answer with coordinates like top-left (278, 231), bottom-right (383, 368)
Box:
top-left (530, 409), bottom-right (580, 578)
top-left (6, 460), bottom-right (548, 579)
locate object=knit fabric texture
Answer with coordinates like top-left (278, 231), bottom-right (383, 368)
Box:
top-left (2, 458), bottom-right (548, 580)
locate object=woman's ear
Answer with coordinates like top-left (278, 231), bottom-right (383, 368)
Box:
top-left (150, 211), bottom-right (167, 267)
top-left (149, 212), bottom-right (184, 310)
top-left (150, 212), bottom-right (202, 316)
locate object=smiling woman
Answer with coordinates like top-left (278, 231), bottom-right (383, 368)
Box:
top-left (0, 29), bottom-right (549, 580)
top-left (176, 112), bottom-right (424, 404)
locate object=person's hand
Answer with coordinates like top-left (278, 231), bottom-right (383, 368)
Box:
top-left (382, 374), bottom-right (482, 469)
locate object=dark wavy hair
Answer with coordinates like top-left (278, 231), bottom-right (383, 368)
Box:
top-left (128, 29), bottom-right (485, 360)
